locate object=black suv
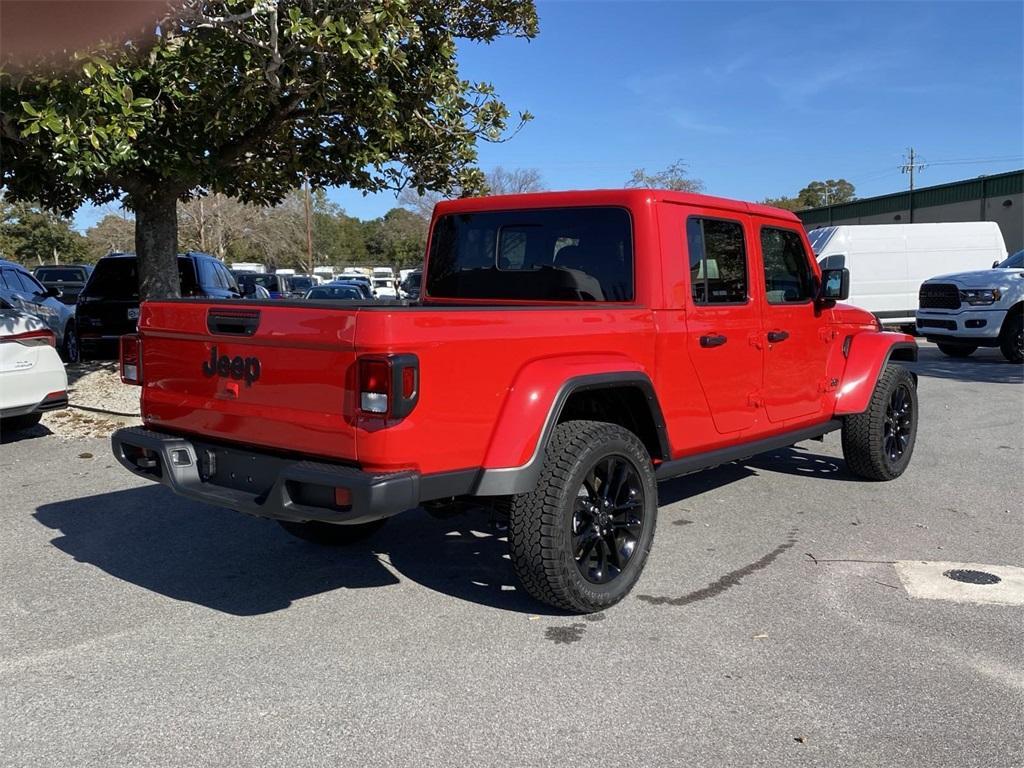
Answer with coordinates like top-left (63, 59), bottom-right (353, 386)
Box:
top-left (78, 252), bottom-right (239, 358)
top-left (33, 265), bottom-right (94, 305)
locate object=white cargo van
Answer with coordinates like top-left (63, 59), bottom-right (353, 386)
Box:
top-left (810, 222), bottom-right (1007, 328)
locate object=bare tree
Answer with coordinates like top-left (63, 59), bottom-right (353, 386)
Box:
top-left (626, 159), bottom-right (705, 193)
top-left (399, 165), bottom-right (545, 219)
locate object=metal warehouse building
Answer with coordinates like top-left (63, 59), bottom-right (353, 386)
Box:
top-left (797, 169), bottom-right (1023, 253)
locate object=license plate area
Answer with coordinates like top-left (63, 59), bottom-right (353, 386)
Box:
top-left (195, 442), bottom-right (288, 496)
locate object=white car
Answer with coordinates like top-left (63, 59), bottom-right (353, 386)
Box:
top-left (1, 307), bottom-right (69, 432)
top-left (916, 249), bottom-right (1024, 363)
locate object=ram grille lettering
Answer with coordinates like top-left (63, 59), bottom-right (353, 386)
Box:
top-left (202, 346), bottom-right (261, 386)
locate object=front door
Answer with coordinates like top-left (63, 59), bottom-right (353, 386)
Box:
top-left (684, 213), bottom-right (764, 434)
top-left (757, 224), bottom-right (833, 423)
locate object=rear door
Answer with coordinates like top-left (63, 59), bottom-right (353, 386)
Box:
top-left (757, 223), bottom-right (833, 423)
top-left (683, 211), bottom-right (764, 434)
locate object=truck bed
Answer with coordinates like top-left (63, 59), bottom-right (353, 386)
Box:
top-left (137, 299), bottom-right (656, 474)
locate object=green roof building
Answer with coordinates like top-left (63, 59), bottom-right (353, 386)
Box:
top-left (797, 169), bottom-right (1023, 253)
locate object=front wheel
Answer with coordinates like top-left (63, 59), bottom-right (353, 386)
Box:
top-left (841, 365), bottom-right (918, 481)
top-left (937, 343), bottom-right (976, 358)
top-left (999, 313), bottom-right (1023, 364)
top-left (277, 518), bottom-right (386, 545)
top-left (507, 420), bottom-right (657, 613)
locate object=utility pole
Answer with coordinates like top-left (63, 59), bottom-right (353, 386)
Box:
top-left (303, 177), bottom-right (314, 274)
top-left (900, 148), bottom-right (926, 222)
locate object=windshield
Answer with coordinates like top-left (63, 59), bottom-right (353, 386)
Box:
top-left (807, 227), bottom-right (837, 255)
top-left (427, 207), bottom-right (634, 302)
top-left (998, 250), bottom-right (1023, 269)
top-left (83, 257), bottom-right (197, 299)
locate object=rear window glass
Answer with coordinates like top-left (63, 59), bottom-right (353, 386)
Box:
top-left (290, 276), bottom-right (315, 291)
top-left (307, 286), bottom-right (362, 300)
top-left (36, 268), bottom-right (85, 281)
top-left (83, 258), bottom-right (198, 299)
top-left (236, 273), bottom-right (279, 292)
top-left (426, 207), bottom-right (633, 302)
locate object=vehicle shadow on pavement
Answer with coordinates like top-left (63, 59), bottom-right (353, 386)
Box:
top-left (657, 446), bottom-right (855, 506)
top-left (909, 347), bottom-right (1023, 384)
top-left (34, 484), bottom-right (399, 616)
top-left (1, 423), bottom-right (53, 444)
top-left (34, 484), bottom-right (564, 617)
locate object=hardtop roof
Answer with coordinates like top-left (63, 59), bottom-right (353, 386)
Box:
top-left (432, 188), bottom-right (802, 224)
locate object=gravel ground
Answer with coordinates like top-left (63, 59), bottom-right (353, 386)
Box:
top-left (1, 343), bottom-right (1021, 768)
top-left (38, 362), bottom-right (141, 440)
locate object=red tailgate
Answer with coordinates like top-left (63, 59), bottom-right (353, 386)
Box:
top-left (138, 301), bottom-right (360, 461)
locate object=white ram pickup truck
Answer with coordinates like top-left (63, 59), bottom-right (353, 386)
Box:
top-left (916, 249), bottom-right (1023, 363)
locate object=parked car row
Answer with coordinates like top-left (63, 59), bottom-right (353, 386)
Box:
top-left (0, 300), bottom-right (68, 432)
top-left (1, 259), bottom-right (80, 363)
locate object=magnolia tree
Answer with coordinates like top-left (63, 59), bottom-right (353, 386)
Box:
top-left (1, 0), bottom-right (537, 298)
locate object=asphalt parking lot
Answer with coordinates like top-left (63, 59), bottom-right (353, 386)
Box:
top-left (1, 343), bottom-right (1021, 768)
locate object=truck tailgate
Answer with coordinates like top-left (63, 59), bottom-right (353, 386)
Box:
top-left (139, 301), bottom-right (359, 461)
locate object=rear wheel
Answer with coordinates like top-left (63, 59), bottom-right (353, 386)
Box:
top-left (60, 323), bottom-right (80, 364)
top-left (277, 518), bottom-right (386, 545)
top-left (937, 343), bottom-right (976, 358)
top-left (999, 313), bottom-right (1023, 364)
top-left (841, 365), bottom-right (918, 481)
top-left (1, 412), bottom-right (42, 432)
top-left (507, 420), bottom-right (657, 613)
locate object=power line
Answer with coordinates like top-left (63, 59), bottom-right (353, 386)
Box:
top-left (900, 147), bottom-right (925, 192)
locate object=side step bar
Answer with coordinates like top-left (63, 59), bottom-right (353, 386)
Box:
top-left (655, 420), bottom-right (842, 481)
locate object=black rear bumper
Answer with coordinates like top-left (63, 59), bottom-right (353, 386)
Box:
top-left (111, 427), bottom-right (425, 524)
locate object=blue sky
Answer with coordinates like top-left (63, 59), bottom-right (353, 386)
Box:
top-left (74, 0), bottom-right (1024, 229)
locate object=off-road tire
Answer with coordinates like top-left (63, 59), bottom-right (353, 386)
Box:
top-left (507, 420), bottom-right (657, 613)
top-left (841, 365), bottom-right (918, 481)
top-left (1, 412), bottom-right (43, 433)
top-left (936, 343), bottom-right (976, 358)
top-left (999, 312), bottom-right (1023, 364)
top-left (277, 518), bottom-right (386, 545)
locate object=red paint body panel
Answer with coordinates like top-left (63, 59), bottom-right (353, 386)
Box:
top-left (834, 330), bottom-right (917, 414)
top-left (135, 189), bottom-right (915, 478)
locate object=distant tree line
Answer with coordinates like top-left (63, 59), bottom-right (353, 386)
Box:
top-left (0, 165), bottom-right (545, 271)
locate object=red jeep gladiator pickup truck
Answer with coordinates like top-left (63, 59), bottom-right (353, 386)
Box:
top-left (112, 189), bottom-right (918, 613)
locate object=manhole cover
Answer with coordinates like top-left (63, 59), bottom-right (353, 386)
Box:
top-left (943, 569), bottom-right (1001, 585)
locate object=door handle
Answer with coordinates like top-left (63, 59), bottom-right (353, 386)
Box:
top-left (767, 330), bottom-right (790, 343)
top-left (700, 334), bottom-right (728, 348)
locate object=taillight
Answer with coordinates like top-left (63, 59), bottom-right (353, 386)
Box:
top-left (120, 334), bottom-right (142, 385)
top-left (1, 328), bottom-right (56, 347)
top-left (357, 354), bottom-right (419, 418)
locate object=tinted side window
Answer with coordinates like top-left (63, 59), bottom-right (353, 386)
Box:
top-left (178, 259), bottom-right (199, 295)
top-left (218, 264), bottom-right (238, 291)
top-left (13, 269), bottom-right (44, 294)
top-left (687, 218), bottom-right (747, 304)
top-left (196, 258), bottom-right (217, 288)
top-left (761, 228), bottom-right (815, 304)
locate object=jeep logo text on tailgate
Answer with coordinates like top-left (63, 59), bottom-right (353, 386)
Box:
top-left (202, 346), bottom-right (261, 386)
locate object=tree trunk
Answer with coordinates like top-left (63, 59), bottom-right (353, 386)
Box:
top-left (134, 193), bottom-right (181, 300)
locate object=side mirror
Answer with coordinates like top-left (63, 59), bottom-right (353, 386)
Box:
top-left (44, 286), bottom-right (63, 299)
top-left (818, 267), bottom-right (850, 302)
top-left (993, 260), bottom-right (1000, 268)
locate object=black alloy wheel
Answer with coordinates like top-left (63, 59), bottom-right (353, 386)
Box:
top-left (883, 382), bottom-right (914, 462)
top-left (572, 455), bottom-right (646, 584)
